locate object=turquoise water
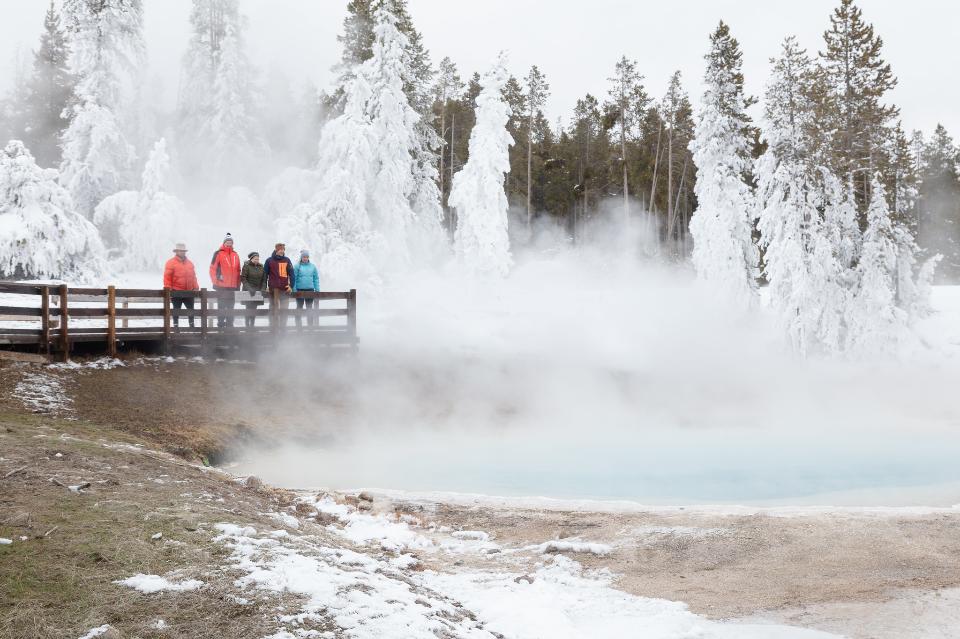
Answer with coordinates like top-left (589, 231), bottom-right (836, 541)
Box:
top-left (237, 425), bottom-right (960, 506)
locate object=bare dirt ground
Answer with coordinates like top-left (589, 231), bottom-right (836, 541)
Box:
top-left (2, 357), bottom-right (960, 638)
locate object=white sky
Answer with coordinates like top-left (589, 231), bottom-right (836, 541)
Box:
top-left (1, 0), bottom-right (957, 137)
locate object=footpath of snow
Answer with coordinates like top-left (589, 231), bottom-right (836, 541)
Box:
top-left (206, 496), bottom-right (842, 639)
top-left (113, 573), bottom-right (204, 594)
top-left (77, 626), bottom-right (111, 639)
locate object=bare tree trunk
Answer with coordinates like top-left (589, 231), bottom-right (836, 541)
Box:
top-left (449, 112), bottom-right (456, 235)
top-left (666, 123), bottom-right (674, 242)
top-left (621, 115), bottom-right (629, 227)
top-left (527, 109), bottom-right (533, 235)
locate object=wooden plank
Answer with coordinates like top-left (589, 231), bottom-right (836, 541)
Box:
top-left (114, 288), bottom-right (165, 297)
top-left (0, 350), bottom-right (49, 363)
top-left (162, 288), bottom-right (171, 355)
top-left (65, 308), bottom-right (109, 317)
top-left (107, 286), bottom-right (117, 358)
top-left (114, 308), bottom-right (167, 317)
top-left (0, 307), bottom-right (44, 317)
top-left (0, 282), bottom-right (45, 294)
top-left (40, 287), bottom-right (50, 356)
top-left (68, 288), bottom-right (109, 296)
top-left (121, 300), bottom-right (128, 329)
top-left (58, 284), bottom-right (69, 362)
top-left (292, 291), bottom-right (351, 299)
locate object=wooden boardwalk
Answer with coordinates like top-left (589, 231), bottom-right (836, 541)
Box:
top-left (0, 282), bottom-right (358, 362)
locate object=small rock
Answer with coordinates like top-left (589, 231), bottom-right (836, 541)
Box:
top-left (513, 574), bottom-right (535, 585)
top-left (244, 475), bottom-right (263, 490)
top-left (486, 548), bottom-right (501, 554)
top-left (357, 501), bottom-right (372, 512)
top-left (101, 626), bottom-right (122, 639)
top-left (358, 491), bottom-right (374, 503)
top-left (2, 512), bottom-right (30, 527)
top-left (315, 512), bottom-right (342, 526)
top-left (182, 520), bottom-right (199, 532)
top-left (343, 495), bottom-right (360, 507)
top-left (294, 502), bottom-right (315, 516)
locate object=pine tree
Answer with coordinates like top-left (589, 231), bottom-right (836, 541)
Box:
top-left (917, 124), bottom-right (960, 279)
top-left (19, 2), bottom-right (75, 168)
top-left (817, 0), bottom-right (898, 212)
top-left (757, 37), bottom-right (841, 355)
top-left (178, 0), bottom-right (266, 185)
top-left (93, 138), bottom-right (189, 271)
top-left (604, 57), bottom-right (647, 229)
top-left (689, 21), bottom-right (759, 306)
top-left (60, 0), bottom-right (145, 217)
top-left (432, 56), bottom-right (464, 213)
top-left (846, 176), bottom-right (905, 355)
top-left (449, 53), bottom-right (514, 278)
top-left (0, 140), bottom-right (104, 280)
top-left (524, 66), bottom-right (550, 232)
top-left (659, 71), bottom-right (692, 250)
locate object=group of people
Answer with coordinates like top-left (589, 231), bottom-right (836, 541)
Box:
top-left (162, 233), bottom-right (321, 328)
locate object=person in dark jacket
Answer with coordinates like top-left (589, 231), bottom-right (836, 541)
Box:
top-left (264, 244), bottom-right (294, 293)
top-left (209, 233), bottom-right (241, 328)
top-left (264, 244), bottom-right (295, 323)
top-left (240, 252), bottom-right (266, 327)
top-left (292, 249), bottom-right (320, 327)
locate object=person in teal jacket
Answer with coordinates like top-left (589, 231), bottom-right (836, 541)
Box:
top-left (292, 249), bottom-right (320, 326)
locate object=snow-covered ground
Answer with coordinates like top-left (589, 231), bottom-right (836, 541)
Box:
top-left (198, 495), bottom-right (842, 639)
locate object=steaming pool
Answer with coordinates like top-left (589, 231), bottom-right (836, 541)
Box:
top-left (232, 424), bottom-right (960, 507)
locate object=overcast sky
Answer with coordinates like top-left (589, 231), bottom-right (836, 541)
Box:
top-left (1, 0), bottom-right (957, 137)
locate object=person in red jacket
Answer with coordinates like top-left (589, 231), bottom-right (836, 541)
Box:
top-left (209, 233), bottom-right (241, 328)
top-left (163, 243), bottom-right (199, 328)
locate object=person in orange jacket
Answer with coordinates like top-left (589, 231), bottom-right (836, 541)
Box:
top-left (209, 233), bottom-right (241, 327)
top-left (163, 243), bottom-right (199, 328)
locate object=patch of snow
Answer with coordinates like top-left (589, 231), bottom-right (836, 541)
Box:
top-left (451, 530), bottom-right (490, 542)
top-left (0, 538), bottom-right (12, 545)
top-left (427, 555), bottom-right (839, 639)
top-left (76, 625), bottom-right (111, 639)
top-left (114, 573), bottom-right (203, 594)
top-left (49, 357), bottom-right (124, 371)
top-left (151, 532), bottom-right (163, 540)
top-left (14, 372), bottom-right (72, 414)
top-left (152, 619), bottom-right (167, 629)
top-left (531, 540), bottom-right (613, 556)
top-left (266, 512), bottom-right (300, 529)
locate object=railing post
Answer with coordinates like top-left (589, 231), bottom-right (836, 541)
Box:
top-left (40, 286), bottom-right (50, 356)
top-left (347, 289), bottom-right (357, 352)
top-left (107, 285), bottom-right (117, 358)
top-left (58, 284), bottom-right (69, 362)
top-left (162, 287), bottom-right (172, 355)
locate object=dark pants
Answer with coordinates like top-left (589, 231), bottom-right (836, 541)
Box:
top-left (172, 297), bottom-right (194, 328)
top-left (296, 297), bottom-right (315, 327)
top-left (214, 289), bottom-right (236, 327)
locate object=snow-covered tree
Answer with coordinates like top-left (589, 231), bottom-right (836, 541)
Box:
top-left (276, 65), bottom-right (381, 288)
top-left (365, 2), bottom-right (420, 267)
top-left (0, 140), bottom-right (103, 280)
top-left (60, 0), bottom-right (144, 218)
top-left (448, 53), bottom-right (514, 278)
top-left (757, 37), bottom-right (848, 356)
top-left (689, 22), bottom-right (759, 306)
top-left (178, 0), bottom-right (266, 185)
top-left (13, 2), bottom-right (76, 168)
top-left (93, 138), bottom-right (189, 272)
top-left (846, 176), bottom-right (905, 355)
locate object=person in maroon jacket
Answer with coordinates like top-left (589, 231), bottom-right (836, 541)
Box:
top-left (209, 233), bottom-right (241, 327)
top-left (263, 243), bottom-right (295, 320)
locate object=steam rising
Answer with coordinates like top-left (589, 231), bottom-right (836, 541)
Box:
top-left (230, 219), bottom-right (960, 505)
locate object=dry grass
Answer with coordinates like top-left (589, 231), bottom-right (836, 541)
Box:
top-left (0, 410), bottom-right (298, 639)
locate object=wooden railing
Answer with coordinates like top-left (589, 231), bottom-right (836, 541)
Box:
top-left (0, 282), bottom-right (358, 361)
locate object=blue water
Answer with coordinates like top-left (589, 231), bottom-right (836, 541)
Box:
top-left (242, 425), bottom-right (960, 506)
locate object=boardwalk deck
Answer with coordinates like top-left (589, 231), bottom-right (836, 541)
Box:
top-left (0, 283), bottom-right (358, 361)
